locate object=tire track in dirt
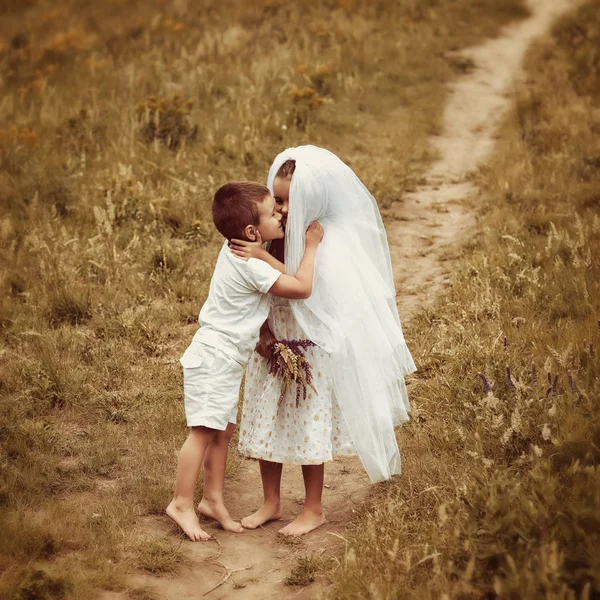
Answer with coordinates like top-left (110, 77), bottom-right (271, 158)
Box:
top-left (108, 2), bottom-right (582, 598)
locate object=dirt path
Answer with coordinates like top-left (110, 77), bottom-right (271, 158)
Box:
top-left (389, 0), bottom-right (581, 318)
top-left (123, 1), bottom-right (581, 598)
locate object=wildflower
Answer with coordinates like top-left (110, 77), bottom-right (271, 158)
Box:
top-left (163, 18), bottom-right (184, 32)
top-left (541, 423), bottom-right (551, 441)
top-left (568, 371), bottom-right (575, 394)
top-left (531, 360), bottom-right (537, 385)
top-left (136, 95), bottom-right (198, 150)
top-left (267, 339), bottom-right (318, 407)
top-left (531, 445), bottom-right (543, 458)
top-left (510, 407), bottom-right (522, 433)
top-left (506, 367), bottom-right (515, 390)
top-left (501, 427), bottom-right (513, 444)
top-left (289, 87), bottom-right (324, 110)
top-left (477, 372), bottom-right (491, 394)
top-left (315, 63), bottom-right (332, 77)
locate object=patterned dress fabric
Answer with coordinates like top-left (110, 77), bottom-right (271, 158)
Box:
top-left (239, 297), bottom-right (355, 464)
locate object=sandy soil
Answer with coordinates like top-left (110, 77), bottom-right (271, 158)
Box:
top-left (109, 1), bottom-right (582, 598)
top-left (389, 0), bottom-right (582, 318)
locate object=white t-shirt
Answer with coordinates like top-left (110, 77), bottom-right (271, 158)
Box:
top-left (188, 241), bottom-right (282, 365)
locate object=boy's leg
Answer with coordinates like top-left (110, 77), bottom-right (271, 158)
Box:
top-left (166, 426), bottom-right (217, 541)
top-left (241, 460), bottom-right (283, 529)
top-left (278, 463), bottom-right (326, 536)
top-left (198, 423), bottom-right (244, 533)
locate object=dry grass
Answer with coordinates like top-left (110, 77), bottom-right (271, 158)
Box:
top-left (323, 1), bottom-right (600, 598)
top-left (0, 0), bottom-right (534, 597)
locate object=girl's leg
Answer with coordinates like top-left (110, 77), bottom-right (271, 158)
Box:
top-left (241, 460), bottom-right (283, 529)
top-left (166, 426), bottom-right (217, 541)
top-left (279, 463), bottom-right (326, 536)
top-left (198, 423), bottom-right (244, 533)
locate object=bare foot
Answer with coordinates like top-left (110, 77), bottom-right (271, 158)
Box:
top-left (241, 502), bottom-right (282, 529)
top-left (166, 500), bottom-right (212, 542)
top-left (197, 498), bottom-right (245, 534)
top-left (278, 509), bottom-right (325, 537)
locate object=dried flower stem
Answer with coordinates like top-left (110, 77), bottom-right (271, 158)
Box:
top-left (267, 339), bottom-right (318, 407)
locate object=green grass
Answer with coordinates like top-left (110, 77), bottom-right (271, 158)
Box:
top-left (0, 0), bottom-right (534, 597)
top-left (323, 1), bottom-right (600, 598)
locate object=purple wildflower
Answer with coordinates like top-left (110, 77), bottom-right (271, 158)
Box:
top-left (478, 372), bottom-right (491, 394)
top-left (267, 338), bottom-right (318, 408)
top-left (590, 343), bottom-right (595, 358)
top-left (506, 367), bottom-right (515, 390)
top-left (531, 360), bottom-right (537, 385)
top-left (568, 371), bottom-right (575, 394)
top-left (552, 374), bottom-right (558, 394)
top-left (503, 336), bottom-right (508, 349)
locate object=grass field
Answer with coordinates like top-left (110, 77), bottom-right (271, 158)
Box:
top-left (323, 1), bottom-right (600, 597)
top-left (3, 0), bottom-right (598, 598)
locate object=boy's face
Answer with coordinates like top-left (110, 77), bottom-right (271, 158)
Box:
top-left (253, 194), bottom-right (284, 242)
top-left (273, 175), bottom-right (290, 230)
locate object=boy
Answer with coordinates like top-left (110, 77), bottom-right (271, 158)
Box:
top-left (166, 181), bottom-right (323, 541)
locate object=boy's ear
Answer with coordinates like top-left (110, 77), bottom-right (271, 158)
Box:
top-left (244, 224), bottom-right (257, 241)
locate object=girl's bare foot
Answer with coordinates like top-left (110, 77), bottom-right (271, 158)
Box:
top-left (241, 502), bottom-right (282, 529)
top-left (278, 509), bottom-right (325, 537)
top-left (197, 498), bottom-right (245, 533)
top-left (166, 500), bottom-right (212, 542)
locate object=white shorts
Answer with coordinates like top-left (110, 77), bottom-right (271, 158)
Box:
top-left (180, 342), bottom-right (244, 430)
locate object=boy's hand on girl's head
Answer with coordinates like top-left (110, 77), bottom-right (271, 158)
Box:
top-left (230, 232), bottom-right (264, 260)
top-left (305, 221), bottom-right (324, 247)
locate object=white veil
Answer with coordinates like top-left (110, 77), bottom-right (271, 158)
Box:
top-left (267, 145), bottom-right (416, 482)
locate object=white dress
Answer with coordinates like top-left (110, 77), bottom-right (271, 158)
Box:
top-left (239, 297), bottom-right (355, 464)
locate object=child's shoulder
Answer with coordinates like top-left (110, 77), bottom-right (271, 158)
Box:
top-left (213, 243), bottom-right (272, 282)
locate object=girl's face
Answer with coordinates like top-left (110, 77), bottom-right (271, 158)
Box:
top-left (273, 175), bottom-right (291, 230)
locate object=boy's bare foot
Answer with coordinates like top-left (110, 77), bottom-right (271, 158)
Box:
top-left (166, 500), bottom-right (212, 542)
top-left (278, 509), bottom-right (325, 537)
top-left (241, 502), bottom-right (282, 529)
top-left (197, 498), bottom-right (245, 534)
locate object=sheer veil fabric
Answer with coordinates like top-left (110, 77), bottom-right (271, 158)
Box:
top-left (267, 146), bottom-right (416, 482)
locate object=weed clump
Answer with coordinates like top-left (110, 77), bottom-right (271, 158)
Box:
top-left (135, 537), bottom-right (187, 575)
top-left (47, 286), bottom-right (91, 327)
top-left (284, 554), bottom-right (333, 587)
top-left (136, 96), bottom-right (198, 150)
top-left (13, 566), bottom-right (70, 600)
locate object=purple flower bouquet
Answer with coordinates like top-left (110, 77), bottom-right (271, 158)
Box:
top-left (267, 339), bottom-right (318, 407)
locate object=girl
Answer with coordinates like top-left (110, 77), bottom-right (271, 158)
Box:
top-left (232, 146), bottom-right (416, 536)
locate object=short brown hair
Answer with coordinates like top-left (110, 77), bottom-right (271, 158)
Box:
top-left (276, 159), bottom-right (296, 179)
top-left (212, 181), bottom-right (270, 240)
